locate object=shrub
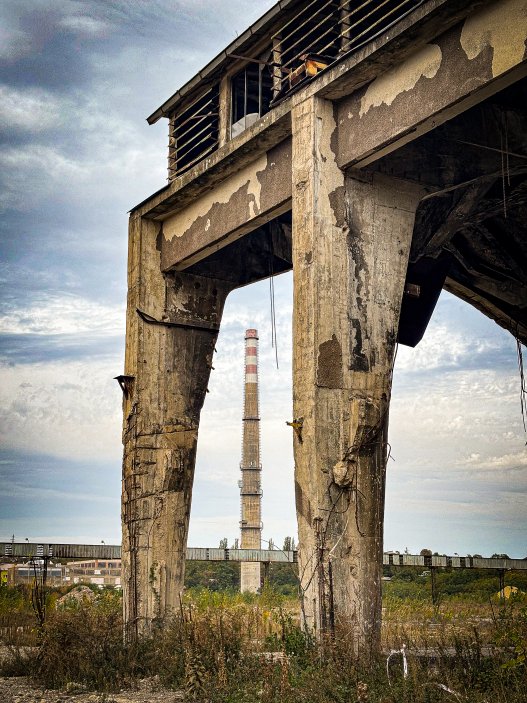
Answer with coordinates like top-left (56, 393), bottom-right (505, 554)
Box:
top-left (26, 591), bottom-right (150, 691)
top-left (1, 587), bottom-right (526, 701)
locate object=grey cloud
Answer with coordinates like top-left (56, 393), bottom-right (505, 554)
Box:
top-left (0, 332), bottom-right (122, 364)
top-left (0, 448), bottom-right (121, 541)
top-left (0, 0), bottom-right (524, 555)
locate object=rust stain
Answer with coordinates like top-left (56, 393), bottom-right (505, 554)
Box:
top-left (328, 185), bottom-right (346, 229)
top-left (295, 479), bottom-right (312, 524)
top-left (350, 319), bottom-right (369, 372)
top-left (317, 334), bottom-right (343, 388)
top-left (156, 224), bottom-right (163, 253)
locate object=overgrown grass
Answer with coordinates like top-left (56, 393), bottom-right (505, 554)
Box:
top-left (0, 585), bottom-right (526, 701)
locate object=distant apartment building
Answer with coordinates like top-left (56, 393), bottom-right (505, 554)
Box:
top-left (0, 560), bottom-right (63, 586)
top-left (64, 559), bottom-right (121, 588)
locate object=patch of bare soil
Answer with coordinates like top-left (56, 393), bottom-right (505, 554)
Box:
top-left (0, 677), bottom-right (185, 703)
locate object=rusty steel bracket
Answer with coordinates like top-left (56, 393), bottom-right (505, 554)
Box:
top-left (136, 308), bottom-right (219, 333)
top-left (114, 375), bottom-right (135, 399)
top-left (286, 417), bottom-right (303, 443)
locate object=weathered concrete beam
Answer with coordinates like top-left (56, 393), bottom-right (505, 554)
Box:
top-left (122, 214), bottom-right (232, 639)
top-left (159, 139), bottom-right (292, 271)
top-left (133, 1), bottom-right (483, 223)
top-left (337, 0), bottom-right (527, 169)
top-left (135, 110), bottom-right (292, 221)
top-left (292, 95), bottom-right (423, 655)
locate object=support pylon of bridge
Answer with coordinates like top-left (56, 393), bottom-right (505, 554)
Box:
top-left (120, 216), bottom-right (233, 640)
top-left (239, 329), bottom-right (262, 593)
top-left (291, 96), bottom-right (424, 655)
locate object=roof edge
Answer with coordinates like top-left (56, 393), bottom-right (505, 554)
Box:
top-left (146, 0), bottom-right (296, 124)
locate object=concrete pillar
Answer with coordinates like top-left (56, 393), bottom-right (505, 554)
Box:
top-left (122, 214), bottom-right (231, 639)
top-left (291, 96), bottom-right (423, 656)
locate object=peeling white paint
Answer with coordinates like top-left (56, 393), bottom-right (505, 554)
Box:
top-left (461, 0), bottom-right (527, 77)
top-left (359, 44), bottom-right (442, 118)
top-left (163, 153), bottom-right (266, 240)
top-left (316, 106), bottom-right (344, 229)
top-left (248, 157), bottom-right (263, 218)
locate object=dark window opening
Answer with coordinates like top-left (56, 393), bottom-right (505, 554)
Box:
top-left (271, 0), bottom-right (423, 101)
top-left (231, 62), bottom-right (273, 138)
top-left (169, 85), bottom-right (219, 179)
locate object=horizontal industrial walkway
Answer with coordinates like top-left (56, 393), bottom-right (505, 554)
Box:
top-left (2, 542), bottom-right (526, 570)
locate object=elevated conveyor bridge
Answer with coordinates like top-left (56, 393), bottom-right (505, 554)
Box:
top-left (2, 543), bottom-right (526, 572)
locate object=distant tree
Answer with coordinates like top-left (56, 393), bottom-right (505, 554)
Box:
top-left (282, 536), bottom-right (296, 552)
top-left (268, 563), bottom-right (299, 595)
top-left (420, 549), bottom-right (432, 557)
top-left (219, 537), bottom-right (228, 549)
top-left (491, 553), bottom-right (510, 559)
top-left (231, 538), bottom-right (239, 549)
top-left (268, 538), bottom-right (275, 550)
top-left (185, 561), bottom-right (239, 590)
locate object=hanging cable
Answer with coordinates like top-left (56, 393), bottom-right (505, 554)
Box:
top-left (516, 337), bottom-right (527, 439)
top-left (500, 111), bottom-right (508, 219)
top-left (268, 231), bottom-right (279, 369)
top-left (505, 111), bottom-right (510, 187)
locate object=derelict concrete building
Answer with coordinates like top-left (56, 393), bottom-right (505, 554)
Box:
top-left (120, 0), bottom-right (527, 653)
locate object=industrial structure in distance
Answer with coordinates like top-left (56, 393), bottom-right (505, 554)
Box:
top-left (239, 329), bottom-right (263, 592)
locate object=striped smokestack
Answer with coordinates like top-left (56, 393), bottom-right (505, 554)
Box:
top-left (239, 328), bottom-right (262, 592)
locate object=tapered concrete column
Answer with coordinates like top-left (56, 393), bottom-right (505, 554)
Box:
top-left (122, 213), bottom-right (231, 639)
top-left (291, 96), bottom-right (423, 656)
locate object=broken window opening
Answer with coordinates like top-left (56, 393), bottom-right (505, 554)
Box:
top-left (168, 85), bottom-right (219, 179)
top-left (231, 61), bottom-right (273, 139)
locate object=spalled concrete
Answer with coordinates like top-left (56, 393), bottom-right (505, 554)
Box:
top-left (122, 0), bottom-right (527, 655)
top-left (291, 95), bottom-right (424, 651)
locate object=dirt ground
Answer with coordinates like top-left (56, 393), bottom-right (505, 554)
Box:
top-left (0, 677), bottom-right (185, 703)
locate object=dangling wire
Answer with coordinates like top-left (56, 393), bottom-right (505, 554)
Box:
top-left (500, 130), bottom-right (507, 219)
top-left (516, 337), bottom-right (527, 439)
top-left (505, 110), bottom-right (510, 187)
top-left (268, 232), bottom-right (279, 369)
top-left (500, 110), bottom-right (510, 219)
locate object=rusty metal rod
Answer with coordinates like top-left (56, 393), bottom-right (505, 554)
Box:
top-left (174, 112), bottom-right (216, 145)
top-left (169, 143), bottom-right (217, 176)
top-left (175, 122), bottom-right (216, 158)
top-left (320, 0), bottom-right (411, 60)
top-left (173, 95), bottom-right (215, 133)
top-left (275, 0), bottom-right (375, 67)
top-left (270, 0), bottom-right (331, 45)
top-left (175, 134), bottom-right (217, 167)
top-left (273, 0), bottom-right (336, 62)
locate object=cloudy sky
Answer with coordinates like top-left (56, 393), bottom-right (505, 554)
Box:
top-left (1, 0), bottom-right (525, 558)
